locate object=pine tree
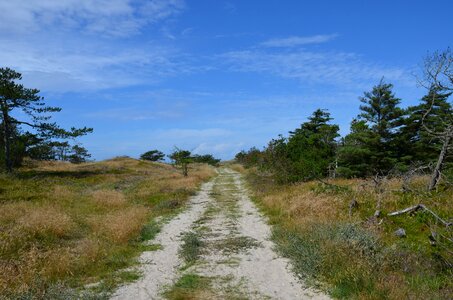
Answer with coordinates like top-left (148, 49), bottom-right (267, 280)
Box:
top-left (286, 109), bottom-right (339, 181)
top-left (337, 119), bottom-right (376, 177)
top-left (0, 67), bottom-right (92, 172)
top-left (357, 79), bottom-right (404, 173)
top-left (398, 87), bottom-right (453, 166)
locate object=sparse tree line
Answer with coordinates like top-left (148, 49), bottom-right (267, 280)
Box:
top-left (141, 148), bottom-right (221, 176)
top-left (0, 68), bottom-right (222, 174)
top-left (235, 49), bottom-right (453, 190)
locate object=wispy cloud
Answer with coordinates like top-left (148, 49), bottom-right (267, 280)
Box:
top-left (219, 49), bottom-right (409, 88)
top-left (0, 0), bottom-right (185, 37)
top-left (0, 0), bottom-right (190, 92)
top-left (260, 34), bottom-right (338, 48)
top-left (0, 39), bottom-right (192, 92)
top-left (223, 2), bottom-right (237, 14)
top-left (193, 142), bottom-right (244, 157)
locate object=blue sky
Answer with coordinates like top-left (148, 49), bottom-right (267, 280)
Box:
top-left (1, 0), bottom-right (452, 160)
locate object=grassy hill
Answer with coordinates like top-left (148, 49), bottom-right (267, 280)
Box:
top-left (0, 157), bottom-right (215, 298)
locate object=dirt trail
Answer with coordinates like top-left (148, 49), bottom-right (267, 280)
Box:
top-left (111, 168), bottom-right (329, 300)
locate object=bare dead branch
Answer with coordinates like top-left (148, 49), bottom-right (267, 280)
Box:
top-left (388, 204), bottom-right (452, 227)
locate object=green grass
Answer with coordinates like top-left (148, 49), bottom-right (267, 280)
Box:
top-left (0, 158), bottom-right (215, 298)
top-left (242, 168), bottom-right (453, 299)
top-left (179, 231), bottom-right (204, 266)
top-left (212, 235), bottom-right (260, 254)
top-left (139, 221), bottom-right (161, 242)
top-left (164, 274), bottom-right (212, 300)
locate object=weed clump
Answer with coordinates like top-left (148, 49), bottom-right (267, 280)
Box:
top-left (180, 231), bottom-right (204, 264)
top-left (164, 274), bottom-right (212, 300)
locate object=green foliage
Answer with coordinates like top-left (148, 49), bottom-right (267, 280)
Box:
top-left (339, 80), bottom-right (404, 176)
top-left (236, 109), bottom-right (339, 183)
top-left (237, 77), bottom-right (453, 182)
top-left (359, 79), bottom-right (403, 141)
top-left (169, 148), bottom-right (192, 176)
top-left (285, 109), bottom-right (339, 181)
top-left (192, 154), bottom-right (221, 166)
top-left (397, 87), bottom-right (453, 166)
top-left (140, 149), bottom-right (165, 161)
top-left (0, 67), bottom-right (92, 171)
top-left (234, 147), bottom-right (263, 168)
top-left (68, 145), bottom-right (91, 164)
top-left (338, 79), bottom-right (453, 178)
top-left (337, 119), bottom-right (376, 177)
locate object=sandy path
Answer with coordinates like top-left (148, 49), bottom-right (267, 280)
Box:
top-left (110, 181), bottom-right (214, 300)
top-left (111, 168), bottom-right (329, 300)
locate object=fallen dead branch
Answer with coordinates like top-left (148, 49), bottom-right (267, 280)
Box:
top-left (388, 204), bottom-right (452, 227)
top-left (316, 178), bottom-right (349, 192)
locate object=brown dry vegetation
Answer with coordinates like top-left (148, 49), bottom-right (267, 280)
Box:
top-left (0, 157), bottom-right (215, 298)
top-left (243, 168), bottom-right (453, 299)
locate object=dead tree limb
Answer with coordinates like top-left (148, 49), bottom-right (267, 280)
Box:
top-left (348, 198), bottom-right (358, 217)
top-left (315, 178), bottom-right (348, 192)
top-left (388, 204), bottom-right (452, 227)
top-left (418, 48), bottom-right (453, 191)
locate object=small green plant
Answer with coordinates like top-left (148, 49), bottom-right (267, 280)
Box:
top-left (139, 221), bottom-right (161, 242)
top-left (164, 274), bottom-right (211, 300)
top-left (180, 231), bottom-right (204, 265)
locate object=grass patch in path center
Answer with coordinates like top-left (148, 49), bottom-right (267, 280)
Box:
top-left (180, 231), bottom-right (204, 267)
top-left (164, 274), bottom-right (213, 300)
top-left (213, 235), bottom-right (260, 254)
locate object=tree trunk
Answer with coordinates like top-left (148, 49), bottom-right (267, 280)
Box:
top-left (1, 108), bottom-right (12, 173)
top-left (429, 134), bottom-right (451, 190)
top-left (182, 163), bottom-right (188, 177)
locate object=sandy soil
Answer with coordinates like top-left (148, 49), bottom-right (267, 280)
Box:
top-left (111, 168), bottom-right (329, 300)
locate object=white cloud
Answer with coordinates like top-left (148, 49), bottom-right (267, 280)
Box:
top-left (0, 38), bottom-right (189, 92)
top-left (0, 0), bottom-right (185, 37)
top-left (193, 142), bottom-right (244, 157)
top-left (220, 49), bottom-right (410, 88)
top-left (261, 34), bottom-right (338, 48)
top-left (0, 0), bottom-right (190, 92)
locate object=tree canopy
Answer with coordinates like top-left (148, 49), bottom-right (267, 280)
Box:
top-left (235, 51), bottom-right (452, 189)
top-left (140, 149), bottom-right (165, 162)
top-left (169, 148), bottom-right (192, 176)
top-left (0, 67), bottom-right (93, 171)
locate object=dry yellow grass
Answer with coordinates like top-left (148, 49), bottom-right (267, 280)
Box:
top-left (0, 157), bottom-right (216, 297)
top-left (90, 207), bottom-right (149, 243)
top-left (245, 169), bottom-right (453, 299)
top-left (227, 163), bottom-right (245, 173)
top-left (261, 183), bottom-right (344, 226)
top-left (0, 201), bottom-right (32, 224)
top-left (18, 205), bottom-right (75, 238)
top-left (91, 189), bottom-right (127, 208)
